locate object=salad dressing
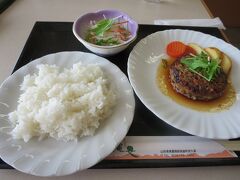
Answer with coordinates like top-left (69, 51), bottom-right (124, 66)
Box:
top-left (156, 58), bottom-right (236, 112)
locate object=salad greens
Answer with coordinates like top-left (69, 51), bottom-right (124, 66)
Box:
top-left (95, 38), bottom-right (119, 46)
top-left (90, 19), bottom-right (114, 36)
top-left (181, 52), bottom-right (220, 81)
top-left (85, 17), bottom-right (131, 46)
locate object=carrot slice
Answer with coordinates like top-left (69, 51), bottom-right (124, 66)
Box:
top-left (112, 21), bottom-right (129, 26)
top-left (166, 41), bottom-right (187, 58)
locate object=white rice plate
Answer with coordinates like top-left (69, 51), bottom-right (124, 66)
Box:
top-left (8, 63), bottom-right (116, 142)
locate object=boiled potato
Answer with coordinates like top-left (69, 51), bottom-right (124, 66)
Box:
top-left (221, 53), bottom-right (232, 75)
top-left (188, 43), bottom-right (205, 54)
top-left (204, 47), bottom-right (222, 64)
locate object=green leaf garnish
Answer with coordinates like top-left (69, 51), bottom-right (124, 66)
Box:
top-left (181, 52), bottom-right (220, 81)
top-left (95, 37), bottom-right (120, 46)
top-left (90, 19), bottom-right (114, 36)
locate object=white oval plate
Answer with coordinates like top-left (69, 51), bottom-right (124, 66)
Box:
top-left (0, 51), bottom-right (135, 176)
top-left (128, 29), bottom-right (240, 139)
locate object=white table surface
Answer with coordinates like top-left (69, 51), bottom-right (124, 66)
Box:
top-left (0, 0), bottom-right (239, 179)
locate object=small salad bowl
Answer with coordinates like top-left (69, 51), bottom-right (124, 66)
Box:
top-left (73, 9), bottom-right (138, 56)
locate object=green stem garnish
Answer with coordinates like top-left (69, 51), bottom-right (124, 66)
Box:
top-left (181, 52), bottom-right (220, 81)
top-left (90, 19), bottom-right (114, 36)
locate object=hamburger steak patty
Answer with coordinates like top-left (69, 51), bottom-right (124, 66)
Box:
top-left (169, 59), bottom-right (228, 101)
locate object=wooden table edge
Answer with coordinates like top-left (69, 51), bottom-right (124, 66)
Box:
top-left (200, 0), bottom-right (230, 43)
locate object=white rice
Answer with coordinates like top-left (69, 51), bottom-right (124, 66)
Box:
top-left (8, 63), bottom-right (116, 142)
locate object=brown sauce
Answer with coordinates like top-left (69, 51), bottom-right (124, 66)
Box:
top-left (156, 58), bottom-right (236, 112)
